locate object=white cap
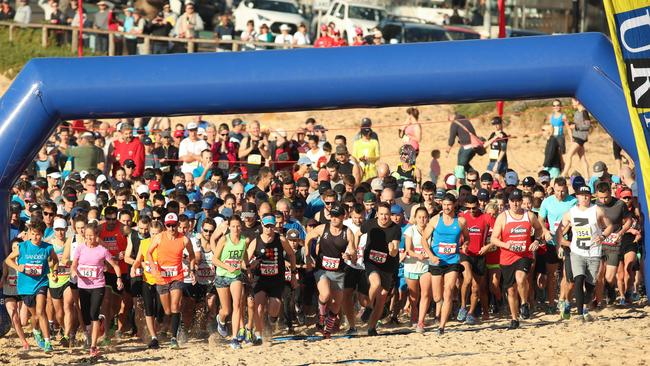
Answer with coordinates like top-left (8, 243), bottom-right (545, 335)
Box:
top-left (136, 184), bottom-right (150, 195)
top-left (280, 24), bottom-right (290, 31)
top-left (84, 192), bottom-right (98, 207)
top-left (371, 178), bottom-right (383, 192)
top-left (79, 170), bottom-right (89, 179)
top-left (187, 122), bottom-right (198, 130)
top-left (53, 218), bottom-right (67, 230)
top-left (96, 174), bottom-right (107, 184)
top-left (197, 127), bottom-right (206, 136)
top-left (81, 132), bottom-right (94, 139)
top-left (47, 171), bottom-right (61, 179)
top-left (505, 171), bottom-right (519, 186)
top-left (403, 180), bottom-right (416, 190)
top-left (445, 174), bottom-right (457, 187)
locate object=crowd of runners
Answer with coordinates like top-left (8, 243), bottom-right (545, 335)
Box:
top-left (3, 102), bottom-right (644, 357)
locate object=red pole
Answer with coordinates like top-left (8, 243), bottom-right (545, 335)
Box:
top-left (77, 0), bottom-right (83, 57)
top-left (496, 0), bottom-right (506, 117)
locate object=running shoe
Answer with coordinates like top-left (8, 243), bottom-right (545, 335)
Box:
top-left (367, 328), bottom-right (378, 336)
top-left (84, 334), bottom-right (91, 349)
top-left (346, 327), bottom-right (358, 336)
top-left (562, 302), bottom-right (571, 320)
top-left (297, 312), bottom-right (306, 326)
top-left (508, 320), bottom-right (520, 330)
top-left (236, 328), bottom-right (246, 343)
top-left (147, 338), bottom-right (160, 349)
top-left (217, 316), bottom-right (228, 338)
top-left (89, 346), bottom-right (100, 357)
top-left (229, 339), bottom-right (242, 350)
top-left (631, 292), bottom-right (641, 302)
top-left (360, 308), bottom-right (372, 323)
top-left (169, 337), bottom-right (179, 349)
top-left (415, 323), bottom-right (425, 334)
top-left (60, 335), bottom-right (70, 348)
top-left (457, 307), bottom-right (468, 322)
top-left (520, 303), bottom-right (530, 320)
top-left (437, 328), bottom-right (444, 336)
top-left (43, 341), bottom-right (53, 353)
top-left (33, 331), bottom-right (45, 349)
top-left (618, 297), bottom-right (627, 306)
top-left (244, 328), bottom-right (254, 345)
top-left (465, 314), bottom-right (478, 325)
top-left (252, 335), bottom-right (263, 346)
top-left (582, 309), bottom-right (594, 322)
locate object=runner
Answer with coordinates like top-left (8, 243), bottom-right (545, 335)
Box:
top-left (490, 189), bottom-right (545, 329)
top-left (556, 185), bottom-right (613, 321)
top-left (342, 204), bottom-right (369, 335)
top-left (213, 215), bottom-right (249, 349)
top-left (71, 222), bottom-right (124, 357)
top-left (305, 203), bottom-right (355, 338)
top-left (147, 212), bottom-right (196, 349)
top-left (619, 188), bottom-right (642, 303)
top-left (2, 238), bottom-right (30, 351)
top-left (361, 202), bottom-right (402, 336)
top-left (247, 213), bottom-right (297, 345)
top-left (422, 193), bottom-right (470, 335)
top-left (47, 217), bottom-right (75, 347)
top-left (195, 218), bottom-right (218, 329)
top-left (62, 215), bottom-right (87, 345)
top-left (403, 206), bottom-right (431, 332)
top-left (5, 219), bottom-right (59, 352)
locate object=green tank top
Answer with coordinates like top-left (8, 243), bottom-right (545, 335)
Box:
top-left (49, 241), bottom-right (70, 288)
top-left (216, 234), bottom-right (246, 278)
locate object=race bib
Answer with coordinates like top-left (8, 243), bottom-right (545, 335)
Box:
top-left (437, 243), bottom-right (457, 255)
top-left (143, 261), bottom-right (153, 273)
top-left (260, 263), bottom-right (279, 276)
top-left (489, 149), bottom-right (499, 160)
top-left (321, 256), bottom-right (340, 271)
top-left (553, 126), bottom-right (561, 136)
top-left (24, 263), bottom-right (43, 276)
top-left (414, 247), bottom-right (426, 255)
top-left (57, 265), bottom-right (71, 276)
top-left (134, 267), bottom-right (144, 276)
top-left (369, 250), bottom-right (387, 264)
top-left (160, 265), bottom-right (179, 278)
top-left (509, 242), bottom-right (527, 252)
top-left (78, 265), bottom-right (101, 279)
top-left (575, 226), bottom-right (591, 240)
top-left (602, 234), bottom-right (618, 246)
top-left (284, 269), bottom-right (292, 281)
top-left (197, 265), bottom-right (214, 281)
top-left (225, 258), bottom-right (241, 270)
top-left (247, 154), bottom-right (262, 165)
top-left (7, 275), bottom-right (17, 286)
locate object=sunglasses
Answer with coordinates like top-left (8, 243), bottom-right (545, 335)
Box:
top-left (139, 194), bottom-right (149, 199)
top-left (152, 216), bottom-right (161, 220)
top-left (220, 133), bottom-right (229, 137)
top-left (203, 228), bottom-right (215, 233)
top-left (263, 224), bottom-right (275, 229)
top-left (467, 206), bottom-right (479, 210)
top-left (466, 179), bottom-right (477, 183)
top-left (165, 224), bottom-right (178, 228)
top-left (43, 211), bottom-right (55, 216)
top-left (324, 201), bottom-right (334, 206)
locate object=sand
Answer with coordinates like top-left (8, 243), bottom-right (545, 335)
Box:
top-left (0, 305), bottom-right (648, 365)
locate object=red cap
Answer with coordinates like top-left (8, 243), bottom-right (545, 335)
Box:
top-left (164, 212), bottom-right (178, 225)
top-left (620, 189), bottom-right (633, 199)
top-left (355, 27), bottom-right (363, 35)
top-left (148, 180), bottom-right (161, 192)
top-left (320, 24), bottom-right (328, 31)
top-left (173, 130), bottom-right (184, 138)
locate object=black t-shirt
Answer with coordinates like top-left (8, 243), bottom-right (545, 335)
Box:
top-left (488, 131), bottom-right (508, 164)
top-left (242, 221), bottom-right (262, 240)
top-left (361, 218), bottom-right (401, 272)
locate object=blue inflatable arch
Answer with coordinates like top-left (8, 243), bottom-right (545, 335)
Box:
top-left (0, 33), bottom-right (647, 284)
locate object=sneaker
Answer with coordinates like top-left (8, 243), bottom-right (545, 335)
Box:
top-left (367, 328), bottom-right (378, 336)
top-left (345, 327), bottom-right (358, 336)
top-left (217, 316), bottom-right (228, 338)
top-left (297, 312), bottom-right (306, 325)
top-left (229, 339), bottom-right (242, 349)
top-left (508, 320), bottom-right (520, 330)
top-left (437, 328), bottom-right (444, 336)
top-left (169, 337), bottom-right (179, 349)
top-left (456, 307), bottom-right (468, 322)
top-left (252, 335), bottom-right (263, 346)
top-left (545, 303), bottom-right (559, 315)
top-left (60, 335), bottom-right (70, 348)
top-left (520, 303), bottom-right (530, 320)
top-left (360, 308), bottom-right (372, 323)
top-left (415, 323), bottom-right (425, 334)
top-left (582, 309), bottom-right (594, 322)
top-left (465, 314), bottom-right (478, 325)
top-left (562, 302), bottom-right (571, 320)
top-left (631, 292), bottom-right (641, 302)
top-left (43, 341), bottom-right (53, 353)
top-left (618, 297), bottom-right (627, 306)
top-left (89, 346), bottom-right (100, 357)
top-left (84, 334), bottom-right (91, 349)
top-left (147, 338), bottom-right (160, 349)
top-left (236, 328), bottom-right (246, 342)
top-left (244, 329), bottom-right (254, 345)
top-left (33, 331), bottom-right (45, 349)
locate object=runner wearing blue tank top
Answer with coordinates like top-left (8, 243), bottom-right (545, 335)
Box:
top-left (5, 220), bottom-right (59, 353)
top-left (547, 99), bottom-right (569, 154)
top-left (423, 193), bottom-right (469, 335)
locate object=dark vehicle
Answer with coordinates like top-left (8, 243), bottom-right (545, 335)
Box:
top-left (444, 25), bottom-right (480, 40)
top-left (377, 16), bottom-right (451, 44)
top-left (508, 28), bottom-right (547, 37)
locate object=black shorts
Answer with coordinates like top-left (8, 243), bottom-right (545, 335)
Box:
top-left (21, 286), bottom-right (48, 308)
top-left (105, 272), bottom-right (124, 295)
top-left (621, 233), bottom-right (638, 255)
top-left (129, 277), bottom-right (143, 298)
top-left (69, 281), bottom-right (78, 290)
top-left (543, 244), bottom-right (561, 266)
top-left (253, 278), bottom-right (284, 299)
top-left (501, 258), bottom-right (533, 288)
top-left (142, 282), bottom-right (159, 317)
top-left (602, 245), bottom-right (622, 267)
top-left (429, 263), bottom-right (463, 276)
top-left (572, 137), bottom-right (587, 146)
top-left (182, 283), bottom-right (207, 300)
top-left (562, 247), bottom-right (574, 283)
top-left (460, 254), bottom-right (486, 277)
top-left (365, 263), bottom-right (394, 291)
top-left (49, 282), bottom-right (71, 300)
top-left (343, 266), bottom-right (369, 295)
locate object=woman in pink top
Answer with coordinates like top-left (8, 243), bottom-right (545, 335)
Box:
top-left (71, 222), bottom-right (123, 357)
top-left (399, 107), bottom-right (422, 152)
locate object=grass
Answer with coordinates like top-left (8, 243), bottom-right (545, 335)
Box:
top-left (454, 99), bottom-right (572, 119)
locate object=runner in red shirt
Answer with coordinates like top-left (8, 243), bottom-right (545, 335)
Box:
top-left (490, 189), bottom-right (544, 329)
top-left (314, 24), bottom-right (334, 48)
top-left (458, 195), bottom-right (490, 323)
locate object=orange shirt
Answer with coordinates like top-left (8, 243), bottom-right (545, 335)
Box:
top-left (156, 232), bottom-right (185, 283)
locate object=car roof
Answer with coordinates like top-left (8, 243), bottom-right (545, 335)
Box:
top-left (380, 19), bottom-right (446, 31)
top-left (335, 0), bottom-right (386, 9)
top-left (443, 25), bottom-right (480, 35)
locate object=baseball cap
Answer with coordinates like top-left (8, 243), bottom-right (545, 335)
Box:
top-left (361, 118), bottom-right (372, 128)
top-left (371, 178), bottom-right (383, 192)
top-left (477, 188), bottom-right (490, 202)
top-left (571, 176), bottom-right (586, 191)
top-left (522, 176), bottom-right (536, 187)
top-left (53, 218), bottom-right (67, 230)
top-left (538, 174), bottom-right (551, 184)
top-left (96, 174), bottom-right (107, 184)
top-left (232, 118), bottom-right (244, 127)
top-left (136, 185), bottom-right (150, 196)
top-left (491, 116), bottom-right (503, 125)
top-left (187, 122), bottom-right (198, 130)
top-left (84, 192), bottom-right (98, 207)
top-left (576, 185), bottom-right (592, 195)
top-left (508, 189), bottom-right (523, 201)
top-left (620, 189), bottom-right (633, 198)
top-left (318, 169), bottom-right (330, 182)
top-left (148, 180), bottom-right (161, 192)
top-left (143, 170), bottom-right (155, 181)
top-left (435, 188), bottom-right (446, 200)
top-left (335, 145), bottom-right (348, 155)
top-left (174, 183), bottom-right (187, 193)
top-left (296, 177), bottom-right (309, 188)
top-left (202, 195), bottom-right (216, 210)
top-left (505, 171), bottom-right (519, 186)
top-left (47, 170), bottom-right (61, 179)
top-left (10, 201), bottom-right (23, 213)
top-left (318, 181), bottom-right (331, 195)
top-left (143, 137), bottom-right (153, 145)
top-left (286, 228), bottom-right (301, 241)
top-left (124, 159), bottom-right (136, 169)
top-left (164, 212), bottom-right (178, 225)
top-left (390, 204), bottom-right (404, 215)
top-left (242, 203), bottom-right (257, 219)
top-left (297, 156), bottom-right (312, 165)
top-left (184, 210), bottom-right (196, 220)
top-left (120, 123), bottom-right (133, 132)
top-left (403, 180), bottom-right (416, 190)
top-left (261, 214), bottom-right (276, 227)
top-left (308, 170), bottom-right (319, 182)
top-left (292, 199), bottom-right (306, 210)
top-left (330, 203), bottom-right (345, 217)
top-left (363, 192), bottom-right (376, 203)
top-left (29, 203), bottom-right (42, 212)
top-left (593, 161), bottom-right (607, 178)
top-left (174, 130), bottom-right (185, 138)
top-left (444, 173), bottom-right (456, 190)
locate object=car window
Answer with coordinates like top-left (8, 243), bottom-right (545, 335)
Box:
top-left (349, 6), bottom-right (386, 21)
top-left (329, 2), bottom-right (339, 16)
top-left (250, 0), bottom-right (299, 14)
top-left (381, 24), bottom-right (402, 43)
top-left (404, 26), bottom-right (448, 43)
top-left (334, 3), bottom-right (345, 19)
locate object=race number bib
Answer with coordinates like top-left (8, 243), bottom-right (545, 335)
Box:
top-left (285, 269), bottom-right (292, 281)
top-left (225, 258), bottom-right (241, 270)
top-left (368, 250), bottom-right (387, 264)
top-left (78, 265), bottom-right (101, 279)
top-left (602, 234), bottom-right (618, 246)
top-left (57, 265), bottom-right (71, 276)
top-left (437, 243), bottom-right (457, 255)
top-left (414, 247), bottom-right (426, 255)
top-left (24, 263), bottom-right (43, 276)
top-left (260, 263), bottom-right (279, 276)
top-left (321, 256), bottom-right (340, 271)
top-left (160, 266), bottom-right (179, 278)
top-left (197, 265), bottom-right (215, 281)
top-left (7, 275), bottom-right (17, 286)
top-left (509, 242), bottom-right (526, 253)
top-left (133, 267), bottom-right (144, 276)
top-left (247, 154), bottom-right (262, 165)
top-left (489, 148), bottom-right (499, 160)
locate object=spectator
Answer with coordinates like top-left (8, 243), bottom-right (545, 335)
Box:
top-left (446, 112), bottom-right (478, 178)
top-left (152, 130), bottom-right (178, 188)
top-left (229, 118), bottom-right (245, 144)
top-left (314, 24), bottom-right (333, 48)
top-left (143, 137), bottom-right (160, 170)
top-left (372, 29), bottom-right (383, 45)
top-left (38, 0), bottom-right (54, 21)
top-left (113, 123), bottom-right (145, 177)
top-left (13, 0), bottom-right (31, 24)
top-left (399, 107), bottom-right (421, 152)
top-left (429, 149), bottom-right (441, 184)
top-left (174, 2), bottom-right (203, 39)
top-left (257, 23), bottom-right (272, 47)
top-left (449, 8), bottom-right (464, 25)
top-left (162, 2), bottom-right (178, 24)
top-left (541, 125), bottom-right (562, 178)
top-left (332, 30), bottom-right (346, 47)
top-left (275, 24), bottom-right (293, 47)
top-left (305, 135), bottom-right (325, 168)
top-left (351, 27), bottom-right (365, 46)
top-left (60, 132), bottom-right (105, 173)
top-left (485, 116), bottom-right (509, 176)
top-left (353, 117), bottom-right (379, 142)
top-left (214, 13), bottom-right (234, 52)
top-left (352, 126), bottom-right (380, 182)
top-left (211, 123), bottom-right (238, 176)
top-left (0, 0), bottom-right (15, 21)
top-left (240, 19), bottom-right (257, 51)
top-left (45, 1), bottom-right (66, 46)
top-left (238, 120), bottom-right (269, 181)
top-left (147, 11), bottom-right (174, 54)
top-left (93, 1), bottom-right (110, 53)
top-left (292, 23), bottom-right (310, 46)
top-left (124, 8), bottom-right (145, 55)
top-left (178, 122), bottom-right (209, 174)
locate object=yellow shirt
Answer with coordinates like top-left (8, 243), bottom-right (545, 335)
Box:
top-left (352, 138), bottom-right (380, 181)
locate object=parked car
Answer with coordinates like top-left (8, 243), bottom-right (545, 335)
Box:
top-left (444, 25), bottom-right (480, 40)
top-left (233, 0), bottom-right (307, 34)
top-left (377, 17), bottom-right (451, 44)
top-left (389, 0), bottom-right (465, 26)
top-left (316, 0), bottom-right (387, 44)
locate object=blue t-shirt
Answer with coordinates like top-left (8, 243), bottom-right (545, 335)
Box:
top-left (17, 240), bottom-right (52, 295)
top-left (539, 195), bottom-right (577, 239)
top-left (284, 219), bottom-right (306, 239)
top-left (192, 164), bottom-right (213, 180)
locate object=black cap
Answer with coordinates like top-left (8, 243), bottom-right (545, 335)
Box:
top-left (480, 172), bottom-right (493, 182)
top-left (522, 176), bottom-right (536, 187)
top-left (576, 185), bottom-right (592, 195)
top-left (296, 177), bottom-right (309, 188)
top-left (124, 159), bottom-right (136, 169)
top-left (143, 170), bottom-right (155, 180)
top-left (143, 137), bottom-right (153, 145)
top-left (29, 203), bottom-right (42, 212)
top-left (491, 116), bottom-right (503, 125)
top-left (318, 181), bottom-right (331, 195)
top-left (174, 183), bottom-right (187, 193)
top-left (69, 171), bottom-right (81, 181)
top-left (361, 117), bottom-right (372, 127)
top-left (508, 189), bottom-right (523, 201)
top-left (477, 188), bottom-right (490, 202)
top-left (330, 203), bottom-right (345, 217)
